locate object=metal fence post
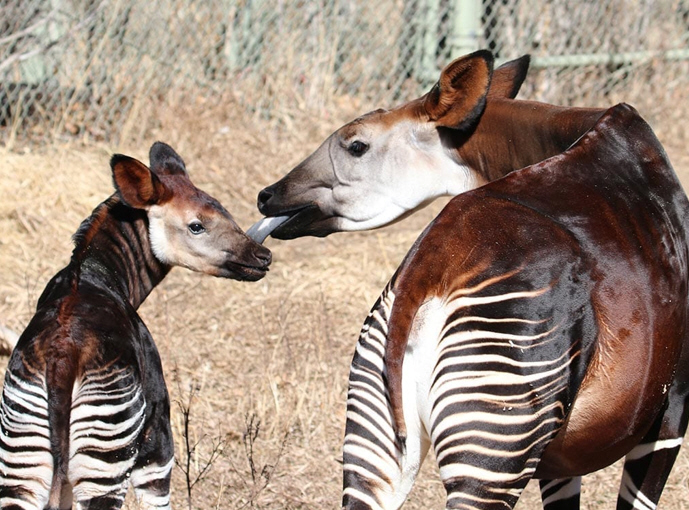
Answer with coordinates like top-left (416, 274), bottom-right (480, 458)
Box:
top-left (20, 0), bottom-right (68, 84)
top-left (449, 0), bottom-right (482, 58)
top-left (420, 0), bottom-right (441, 83)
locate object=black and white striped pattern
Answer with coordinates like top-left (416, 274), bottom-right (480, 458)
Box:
top-left (1, 365), bottom-right (172, 510)
top-left (68, 366), bottom-right (149, 506)
top-left (343, 269), bottom-right (586, 509)
top-left (0, 371), bottom-right (52, 509)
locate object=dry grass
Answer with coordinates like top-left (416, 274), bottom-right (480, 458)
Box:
top-left (1, 95), bottom-right (689, 509)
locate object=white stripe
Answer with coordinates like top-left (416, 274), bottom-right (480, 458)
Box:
top-left (71, 406), bottom-right (144, 438)
top-left (619, 470), bottom-right (656, 510)
top-left (625, 438), bottom-right (684, 461)
top-left (541, 477), bottom-right (581, 506)
top-left (440, 459), bottom-right (537, 484)
top-left (347, 386), bottom-right (390, 421)
top-left (450, 288), bottom-right (550, 309)
top-left (440, 322), bottom-right (558, 345)
top-left (433, 404), bottom-right (564, 454)
top-left (354, 341), bottom-right (385, 372)
top-left (345, 405), bottom-right (397, 452)
top-left (343, 439), bottom-right (399, 475)
top-left (436, 417), bottom-right (561, 463)
top-left (342, 486), bottom-right (385, 510)
top-left (349, 365), bottom-right (386, 394)
top-left (2, 382), bottom-right (49, 417)
top-left (131, 458), bottom-right (174, 487)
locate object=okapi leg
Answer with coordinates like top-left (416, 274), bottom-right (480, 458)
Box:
top-left (342, 343), bottom-right (431, 509)
top-left (74, 491), bottom-right (128, 510)
top-left (616, 404), bottom-right (688, 509)
top-left (130, 425), bottom-right (173, 510)
top-left (342, 287), bottom-right (431, 510)
top-left (539, 478), bottom-right (581, 510)
top-left (616, 334), bottom-right (689, 510)
top-left (430, 365), bottom-right (564, 509)
top-left (131, 378), bottom-right (174, 510)
top-left (0, 367), bottom-right (53, 510)
top-left (130, 458), bottom-right (173, 510)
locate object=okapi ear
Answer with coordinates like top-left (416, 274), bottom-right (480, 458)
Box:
top-left (111, 154), bottom-right (166, 209)
top-left (149, 141), bottom-right (187, 176)
top-left (423, 50), bottom-right (494, 131)
top-left (487, 55), bottom-right (530, 99)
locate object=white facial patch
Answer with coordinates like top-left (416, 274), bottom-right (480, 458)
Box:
top-left (147, 208), bottom-right (174, 264)
top-left (409, 124), bottom-right (479, 197)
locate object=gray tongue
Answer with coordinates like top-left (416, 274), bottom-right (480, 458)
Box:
top-left (246, 216), bottom-right (290, 244)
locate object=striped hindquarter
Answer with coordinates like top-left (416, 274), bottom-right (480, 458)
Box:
top-left (343, 267), bottom-right (587, 510)
top-left (0, 370), bottom-right (52, 509)
top-left (0, 357), bottom-right (173, 510)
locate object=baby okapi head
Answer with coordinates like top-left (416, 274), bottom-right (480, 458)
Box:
top-left (112, 142), bottom-right (271, 281)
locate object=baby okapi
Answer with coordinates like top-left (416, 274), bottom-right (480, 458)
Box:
top-left (0, 142), bottom-right (271, 510)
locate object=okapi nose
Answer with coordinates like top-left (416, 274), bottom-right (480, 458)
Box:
top-left (257, 187), bottom-right (273, 211)
top-left (255, 244), bottom-right (272, 267)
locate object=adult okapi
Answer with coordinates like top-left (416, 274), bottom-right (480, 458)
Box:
top-left (0, 142), bottom-right (271, 510)
top-left (250, 51), bottom-right (689, 509)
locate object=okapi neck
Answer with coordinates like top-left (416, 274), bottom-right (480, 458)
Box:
top-left (455, 99), bottom-right (606, 183)
top-left (69, 198), bottom-right (170, 310)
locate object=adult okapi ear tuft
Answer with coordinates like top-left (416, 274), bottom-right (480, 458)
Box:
top-left (423, 49), bottom-right (494, 131)
top-left (487, 54), bottom-right (530, 99)
top-left (111, 154), bottom-right (166, 209)
top-left (149, 141), bottom-right (188, 176)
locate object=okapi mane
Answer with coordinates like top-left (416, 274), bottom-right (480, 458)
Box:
top-left (68, 194), bottom-right (121, 290)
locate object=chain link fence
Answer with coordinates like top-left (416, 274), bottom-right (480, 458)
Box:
top-left (1, 0), bottom-right (687, 145)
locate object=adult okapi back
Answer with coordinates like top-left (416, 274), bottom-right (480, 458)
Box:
top-left (0, 142), bottom-right (271, 510)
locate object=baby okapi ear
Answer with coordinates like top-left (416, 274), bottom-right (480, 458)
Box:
top-left (423, 49), bottom-right (494, 130)
top-left (111, 154), bottom-right (166, 209)
top-left (149, 141), bottom-right (188, 176)
top-left (487, 54), bottom-right (530, 99)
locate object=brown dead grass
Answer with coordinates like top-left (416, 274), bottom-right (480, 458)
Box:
top-left (1, 95), bottom-right (689, 509)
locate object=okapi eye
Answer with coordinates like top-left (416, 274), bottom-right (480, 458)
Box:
top-left (347, 140), bottom-right (369, 157)
top-left (188, 221), bottom-right (205, 235)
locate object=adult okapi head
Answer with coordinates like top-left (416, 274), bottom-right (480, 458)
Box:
top-left (254, 50), bottom-right (532, 239)
top-left (114, 142), bottom-right (271, 281)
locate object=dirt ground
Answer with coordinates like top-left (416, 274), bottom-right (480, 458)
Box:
top-left (1, 96), bottom-right (688, 509)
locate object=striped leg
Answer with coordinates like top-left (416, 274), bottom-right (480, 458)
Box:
top-left (617, 439), bottom-right (683, 510)
top-left (616, 338), bottom-right (689, 510)
top-left (0, 369), bottom-right (52, 510)
top-left (343, 286), bottom-right (430, 510)
top-left (131, 459), bottom-right (173, 510)
top-left (616, 410), bottom-right (687, 509)
top-left (69, 366), bottom-right (146, 510)
top-left (130, 398), bottom-right (174, 510)
top-left (539, 478), bottom-right (581, 510)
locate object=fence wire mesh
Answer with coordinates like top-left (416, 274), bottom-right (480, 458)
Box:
top-left (0, 0), bottom-right (687, 145)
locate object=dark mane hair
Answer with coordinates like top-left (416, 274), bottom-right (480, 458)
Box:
top-left (68, 194), bottom-right (121, 290)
